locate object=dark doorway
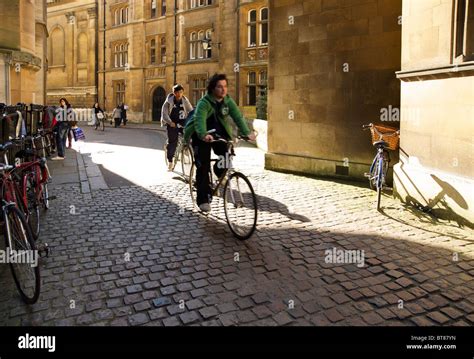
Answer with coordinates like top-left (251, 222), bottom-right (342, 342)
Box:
top-left (152, 86), bottom-right (167, 121)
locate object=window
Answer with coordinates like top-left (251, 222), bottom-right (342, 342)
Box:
top-left (248, 10), bottom-right (257, 47)
top-left (151, 0), bottom-right (157, 18)
top-left (188, 29), bottom-right (212, 60)
top-left (190, 0), bottom-right (212, 9)
top-left (248, 8), bottom-right (269, 48)
top-left (258, 70), bottom-right (267, 98)
top-left (114, 81), bottom-right (126, 106)
top-left (190, 76), bottom-right (207, 105)
top-left (161, 0), bottom-right (166, 16)
top-left (204, 29), bottom-right (212, 59)
top-left (190, 32), bottom-right (198, 59)
top-left (112, 41), bottom-right (128, 68)
top-left (150, 39), bottom-right (156, 64)
top-left (160, 37), bottom-right (166, 63)
top-left (113, 6), bottom-right (128, 26)
top-left (260, 8), bottom-right (269, 46)
top-left (197, 31), bottom-right (204, 59)
top-left (454, 0), bottom-right (474, 62)
top-left (247, 72), bottom-right (257, 106)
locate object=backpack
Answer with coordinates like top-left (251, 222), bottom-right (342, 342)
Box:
top-left (184, 108), bottom-right (195, 127)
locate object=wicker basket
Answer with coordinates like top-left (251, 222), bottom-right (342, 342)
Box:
top-left (370, 124), bottom-right (400, 151)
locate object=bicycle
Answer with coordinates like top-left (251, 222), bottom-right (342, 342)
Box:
top-left (164, 124), bottom-right (194, 180)
top-left (362, 123), bottom-right (400, 211)
top-left (0, 158), bottom-right (40, 304)
top-left (94, 112), bottom-right (106, 131)
top-left (188, 131), bottom-right (258, 240)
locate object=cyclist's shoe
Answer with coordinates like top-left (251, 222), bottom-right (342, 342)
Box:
top-left (199, 203), bottom-right (211, 213)
top-left (167, 162), bottom-right (174, 171)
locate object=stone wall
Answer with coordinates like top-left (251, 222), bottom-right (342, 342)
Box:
top-left (394, 0), bottom-right (474, 225)
top-left (266, 0), bottom-right (402, 181)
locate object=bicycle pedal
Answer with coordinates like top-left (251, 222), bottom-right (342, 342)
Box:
top-left (364, 173), bottom-right (371, 178)
top-left (37, 243), bottom-right (50, 258)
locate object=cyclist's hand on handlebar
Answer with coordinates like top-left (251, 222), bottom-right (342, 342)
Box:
top-left (169, 122), bottom-right (176, 128)
top-left (247, 132), bottom-right (257, 142)
top-left (203, 134), bottom-right (214, 143)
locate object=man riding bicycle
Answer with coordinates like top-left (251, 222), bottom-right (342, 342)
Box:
top-left (184, 73), bottom-right (256, 213)
top-left (161, 84), bottom-right (193, 171)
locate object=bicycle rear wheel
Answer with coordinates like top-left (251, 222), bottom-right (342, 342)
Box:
top-left (188, 161), bottom-right (198, 207)
top-left (4, 204), bottom-right (40, 304)
top-left (25, 173), bottom-right (40, 240)
top-left (223, 172), bottom-right (257, 240)
top-left (99, 119), bottom-right (105, 131)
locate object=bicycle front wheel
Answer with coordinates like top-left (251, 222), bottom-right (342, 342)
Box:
top-left (376, 157), bottom-right (384, 211)
top-left (181, 145), bottom-right (194, 183)
top-left (99, 119), bottom-right (105, 131)
top-left (4, 204), bottom-right (40, 304)
top-left (223, 172), bottom-right (257, 240)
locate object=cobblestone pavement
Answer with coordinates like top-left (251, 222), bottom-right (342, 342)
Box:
top-left (0, 126), bottom-right (472, 326)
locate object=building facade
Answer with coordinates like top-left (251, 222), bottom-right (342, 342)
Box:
top-left (46, 0), bottom-right (98, 107)
top-left (96, 0), bottom-right (268, 122)
top-left (394, 0), bottom-right (474, 225)
top-left (266, 0), bottom-right (402, 181)
top-left (0, 0), bottom-right (48, 105)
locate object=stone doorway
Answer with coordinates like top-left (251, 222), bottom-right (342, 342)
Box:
top-left (152, 86), bottom-right (166, 122)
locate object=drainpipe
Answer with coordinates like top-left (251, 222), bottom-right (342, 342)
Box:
top-left (173, 0), bottom-right (178, 85)
top-left (103, 0), bottom-right (107, 110)
top-left (95, 0), bottom-right (99, 104)
top-left (236, 0), bottom-right (240, 105)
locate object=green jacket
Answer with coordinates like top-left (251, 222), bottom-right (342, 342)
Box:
top-left (184, 94), bottom-right (251, 143)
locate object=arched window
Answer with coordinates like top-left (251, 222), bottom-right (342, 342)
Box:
top-left (197, 31), bottom-right (204, 58)
top-left (248, 10), bottom-right (257, 47)
top-left (150, 39), bottom-right (156, 64)
top-left (50, 27), bottom-right (65, 66)
top-left (260, 8), bottom-right (269, 46)
top-left (78, 33), bottom-right (88, 64)
top-left (204, 29), bottom-right (212, 58)
top-left (190, 32), bottom-right (197, 59)
top-left (160, 37), bottom-right (166, 63)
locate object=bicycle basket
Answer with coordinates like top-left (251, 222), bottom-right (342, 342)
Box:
top-left (370, 124), bottom-right (400, 151)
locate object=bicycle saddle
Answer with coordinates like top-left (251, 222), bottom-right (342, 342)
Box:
top-left (373, 140), bottom-right (389, 148)
top-left (0, 142), bottom-right (13, 152)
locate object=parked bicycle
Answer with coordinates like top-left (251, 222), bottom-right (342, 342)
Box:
top-left (0, 156), bottom-right (40, 304)
top-left (188, 130), bottom-right (258, 240)
top-left (363, 123), bottom-right (400, 211)
top-left (94, 112), bottom-right (106, 131)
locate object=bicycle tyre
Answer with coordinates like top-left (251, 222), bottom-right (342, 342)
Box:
top-left (376, 157), bottom-right (384, 211)
top-left (188, 161), bottom-right (198, 208)
top-left (41, 182), bottom-right (49, 210)
top-left (4, 204), bottom-right (41, 304)
top-left (223, 172), bottom-right (257, 240)
top-left (100, 119), bottom-right (105, 131)
top-left (181, 144), bottom-right (193, 183)
top-left (25, 173), bottom-right (40, 240)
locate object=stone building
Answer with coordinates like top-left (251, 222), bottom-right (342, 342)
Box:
top-left (266, 0), bottom-right (402, 180)
top-left (97, 0), bottom-right (268, 122)
top-left (0, 0), bottom-right (48, 105)
top-left (46, 0), bottom-right (98, 107)
top-left (394, 0), bottom-right (474, 224)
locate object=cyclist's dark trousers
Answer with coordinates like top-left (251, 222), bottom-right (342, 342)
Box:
top-left (192, 133), bottom-right (228, 206)
top-left (55, 121), bottom-right (70, 157)
top-left (166, 125), bottom-right (183, 162)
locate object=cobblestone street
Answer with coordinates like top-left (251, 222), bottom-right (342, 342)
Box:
top-left (0, 125), bottom-right (473, 326)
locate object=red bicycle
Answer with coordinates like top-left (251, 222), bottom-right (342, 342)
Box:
top-left (0, 150), bottom-right (40, 303)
